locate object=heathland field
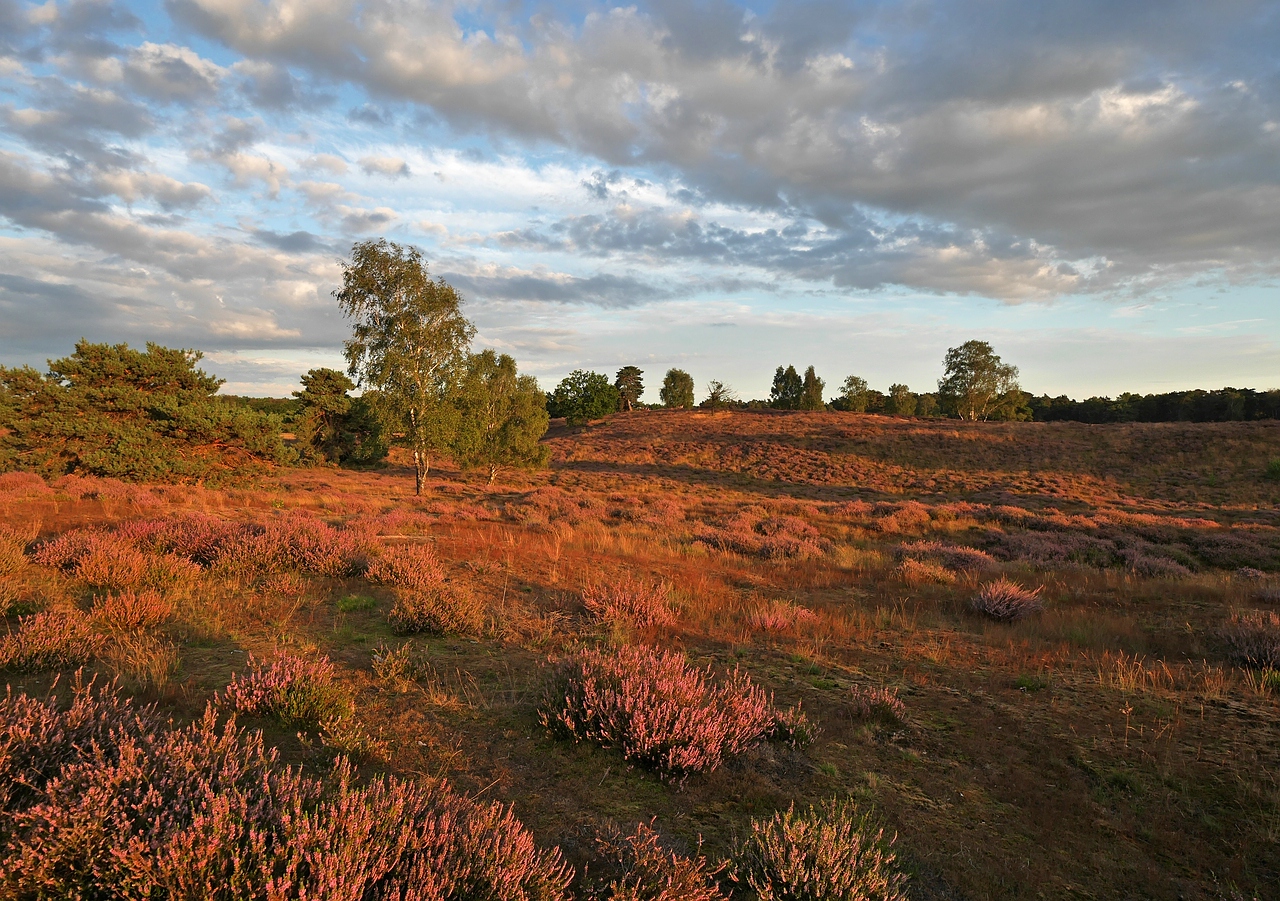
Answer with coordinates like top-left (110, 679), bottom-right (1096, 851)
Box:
top-left (3, 410), bottom-right (1279, 900)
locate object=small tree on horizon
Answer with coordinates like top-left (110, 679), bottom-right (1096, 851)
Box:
top-left (549, 370), bottom-right (619, 425)
top-left (799, 366), bottom-right (825, 411)
top-left (700, 380), bottom-right (738, 410)
top-left (836, 375), bottom-right (870, 412)
top-left (659, 369), bottom-right (695, 409)
top-left (885, 383), bottom-right (917, 417)
top-left (335, 239), bottom-right (475, 495)
top-left (770, 365), bottom-right (803, 409)
top-left (615, 366), bottom-right (644, 411)
top-left (450, 350), bottom-right (550, 484)
top-left (937, 340), bottom-right (1023, 421)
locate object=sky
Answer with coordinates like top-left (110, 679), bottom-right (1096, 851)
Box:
top-left (1, 0), bottom-right (1278, 402)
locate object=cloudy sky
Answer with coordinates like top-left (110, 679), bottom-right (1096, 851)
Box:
top-left (1, 0), bottom-right (1278, 400)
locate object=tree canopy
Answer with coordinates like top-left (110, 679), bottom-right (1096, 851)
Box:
top-left (836, 375), bottom-right (870, 412)
top-left (798, 366), bottom-right (825, 411)
top-left (0, 341), bottom-right (293, 482)
top-left (614, 366), bottom-right (644, 411)
top-left (335, 239), bottom-right (475, 494)
top-left (770, 365), bottom-right (803, 409)
top-left (451, 350), bottom-right (550, 483)
top-left (292, 368), bottom-right (387, 466)
top-left (937, 340), bottom-right (1024, 421)
top-left (659, 369), bottom-right (695, 409)
top-left (548, 370), bottom-right (618, 425)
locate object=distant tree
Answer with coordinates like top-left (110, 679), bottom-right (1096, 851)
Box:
top-left (450, 350), bottom-right (550, 484)
top-left (549, 370), bottom-right (619, 425)
top-left (293, 368), bottom-right (387, 466)
top-left (0, 341), bottom-right (293, 482)
top-left (937, 340), bottom-right (1023, 421)
top-left (659, 369), bottom-right (695, 409)
top-left (770, 365), bottom-right (803, 409)
top-left (700, 380), bottom-right (738, 410)
top-left (615, 366), bottom-right (644, 411)
top-left (885, 384), bottom-right (917, 417)
top-left (835, 375), bottom-right (870, 413)
top-left (915, 392), bottom-right (939, 418)
top-left (798, 366), bottom-right (825, 411)
top-left (336, 239), bottom-right (475, 495)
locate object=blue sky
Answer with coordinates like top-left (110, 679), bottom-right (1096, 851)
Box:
top-left (1, 0), bottom-right (1278, 401)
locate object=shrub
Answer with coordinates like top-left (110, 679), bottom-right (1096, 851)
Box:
top-left (584, 821), bottom-right (726, 901)
top-left (1221, 610), bottom-right (1280, 669)
top-left (1265, 459), bottom-right (1280, 481)
top-left (694, 506), bottom-right (831, 560)
top-left (389, 586), bottom-right (485, 635)
top-left (90, 589), bottom-right (176, 631)
top-left (366, 543), bottom-right (447, 591)
top-left (220, 653), bottom-right (352, 727)
top-left (900, 540), bottom-right (994, 571)
top-left (894, 558), bottom-right (956, 585)
top-left (731, 799), bottom-right (909, 901)
top-left (971, 578), bottom-right (1043, 621)
top-left (32, 529), bottom-right (199, 592)
top-left (583, 578), bottom-right (676, 628)
top-left (540, 645), bottom-right (805, 778)
top-left (0, 471), bottom-right (54, 498)
top-left (0, 680), bottom-right (573, 898)
top-left (849, 685), bottom-right (907, 727)
top-left (0, 611), bottom-right (102, 673)
top-left (750, 599), bottom-right (819, 632)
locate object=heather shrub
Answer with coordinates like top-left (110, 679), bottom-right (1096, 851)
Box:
top-left (583, 578), bottom-right (676, 628)
top-left (894, 558), bottom-right (956, 585)
top-left (54, 474), bottom-right (159, 505)
top-left (900, 540), bottom-right (994, 571)
top-left (750, 599), bottom-right (819, 632)
top-left (583, 821), bottom-right (726, 901)
top-left (1220, 610), bottom-right (1280, 669)
top-left (1, 681), bottom-right (572, 899)
top-left (32, 529), bottom-right (199, 592)
top-left (541, 645), bottom-right (805, 777)
top-left (874, 501), bottom-right (932, 535)
top-left (850, 685), bottom-right (907, 727)
top-left (731, 799), bottom-right (909, 901)
top-left (0, 471), bottom-right (54, 498)
top-left (269, 513), bottom-right (373, 577)
top-left (90, 589), bottom-right (176, 631)
top-left (366, 542), bottom-right (447, 590)
top-left (694, 506), bottom-right (831, 560)
top-left (221, 653), bottom-right (353, 727)
top-left (971, 578), bottom-right (1043, 621)
top-left (0, 611), bottom-right (102, 672)
top-left (389, 585), bottom-right (485, 635)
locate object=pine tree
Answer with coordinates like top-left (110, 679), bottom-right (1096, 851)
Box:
top-left (799, 366), bottom-right (825, 410)
top-left (615, 366), bottom-right (644, 411)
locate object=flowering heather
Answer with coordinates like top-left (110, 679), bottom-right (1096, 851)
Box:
top-left (584, 821), bottom-right (726, 901)
top-left (0, 681), bottom-right (572, 899)
top-left (270, 513), bottom-right (374, 577)
top-left (849, 685), bottom-right (908, 727)
top-left (32, 529), bottom-right (199, 592)
top-left (582, 578), bottom-right (677, 628)
top-left (1221, 610), bottom-right (1280, 669)
top-left (513, 486), bottom-right (609, 525)
top-left (0, 611), bottom-right (102, 673)
top-left (874, 501), bottom-right (933, 535)
top-left (971, 578), bottom-right (1044, 622)
top-left (900, 540), bottom-right (995, 571)
top-left (609, 495), bottom-right (686, 528)
top-left (90, 589), bottom-right (176, 631)
top-left (541, 645), bottom-right (804, 777)
top-left (694, 506), bottom-right (831, 560)
top-left (0, 471), bottom-right (54, 498)
top-left (731, 799), bottom-right (909, 901)
top-left (54, 474), bottom-right (158, 505)
top-left (750, 598), bottom-right (819, 632)
top-left (221, 653), bottom-right (352, 727)
top-left (366, 542), bottom-right (447, 591)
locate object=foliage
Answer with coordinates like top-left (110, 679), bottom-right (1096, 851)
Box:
top-left (0, 341), bottom-right (294, 483)
top-left (615, 366), bottom-right (645, 412)
top-left (0, 679), bottom-right (573, 899)
top-left (1028, 387), bottom-right (1280, 423)
top-left (659, 369), bottom-right (695, 409)
top-left (770, 365), bottom-right (803, 409)
top-left (549, 370), bottom-right (619, 425)
top-left (699, 380), bottom-right (738, 410)
top-left (834, 375), bottom-right (870, 412)
top-left (937, 340), bottom-right (1024, 421)
top-left (540, 645), bottom-right (806, 778)
top-left (731, 799), bottom-right (909, 901)
top-left (971, 578), bottom-right (1043, 621)
top-left (1220, 610), bottom-right (1280, 668)
top-left (798, 366), bottom-right (825, 411)
top-left (884, 384), bottom-right (917, 416)
top-left (292, 367), bottom-right (387, 466)
top-left (336, 239), bottom-right (475, 494)
top-left (0, 611), bottom-right (102, 673)
top-left (584, 821), bottom-right (726, 901)
top-left (451, 350), bottom-right (550, 483)
top-left (221, 653), bottom-right (352, 728)
top-left (1264, 459), bottom-right (1280, 481)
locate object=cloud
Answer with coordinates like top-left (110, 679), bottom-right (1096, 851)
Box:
top-left (123, 42), bottom-right (225, 101)
top-left (359, 155), bottom-right (410, 178)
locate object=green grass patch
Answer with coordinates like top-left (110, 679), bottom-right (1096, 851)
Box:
top-left (337, 594), bottom-right (377, 613)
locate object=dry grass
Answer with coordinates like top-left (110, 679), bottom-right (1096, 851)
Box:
top-left (2, 412), bottom-right (1279, 900)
